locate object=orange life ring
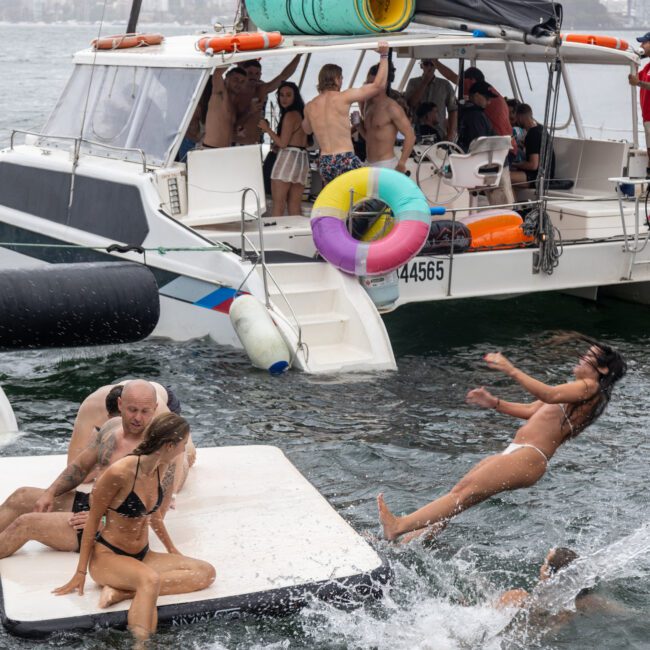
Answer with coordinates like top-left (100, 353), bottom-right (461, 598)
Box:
top-left (197, 31), bottom-right (283, 54)
top-left (562, 33), bottom-right (629, 51)
top-left (92, 33), bottom-right (164, 50)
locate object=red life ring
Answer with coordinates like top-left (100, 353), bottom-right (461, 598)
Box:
top-left (197, 31), bottom-right (283, 54)
top-left (562, 33), bottom-right (629, 51)
top-left (92, 33), bottom-right (164, 50)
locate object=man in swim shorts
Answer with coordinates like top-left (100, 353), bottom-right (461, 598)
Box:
top-left (303, 42), bottom-right (389, 185)
top-left (0, 380), bottom-right (179, 558)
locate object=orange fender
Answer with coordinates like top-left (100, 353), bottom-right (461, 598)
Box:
top-left (461, 210), bottom-right (534, 250)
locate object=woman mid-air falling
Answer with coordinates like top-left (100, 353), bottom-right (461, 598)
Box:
top-left (378, 336), bottom-right (626, 542)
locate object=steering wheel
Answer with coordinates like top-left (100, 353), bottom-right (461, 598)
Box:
top-left (415, 140), bottom-right (465, 205)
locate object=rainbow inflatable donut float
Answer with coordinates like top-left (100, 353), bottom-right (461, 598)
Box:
top-left (310, 168), bottom-right (431, 276)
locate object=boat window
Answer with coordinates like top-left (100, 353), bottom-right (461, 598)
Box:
top-left (41, 64), bottom-right (203, 166)
top-left (561, 63), bottom-right (634, 141)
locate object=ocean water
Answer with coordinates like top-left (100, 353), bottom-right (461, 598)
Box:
top-left (1, 22), bottom-right (650, 650)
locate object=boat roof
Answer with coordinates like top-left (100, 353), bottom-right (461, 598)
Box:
top-left (72, 29), bottom-right (639, 68)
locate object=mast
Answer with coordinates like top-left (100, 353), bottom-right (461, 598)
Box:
top-left (126, 0), bottom-right (143, 34)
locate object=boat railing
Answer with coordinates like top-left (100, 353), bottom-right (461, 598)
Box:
top-left (9, 129), bottom-right (149, 173)
top-left (237, 187), bottom-right (305, 357)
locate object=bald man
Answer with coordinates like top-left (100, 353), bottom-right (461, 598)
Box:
top-left (0, 381), bottom-right (173, 558)
top-left (67, 380), bottom-right (186, 476)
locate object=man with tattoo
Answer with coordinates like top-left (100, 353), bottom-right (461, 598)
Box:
top-left (0, 380), bottom-right (179, 558)
top-left (67, 379), bottom-right (185, 476)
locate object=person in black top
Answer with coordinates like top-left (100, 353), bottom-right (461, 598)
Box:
top-left (55, 413), bottom-right (215, 646)
top-left (457, 81), bottom-right (496, 152)
top-left (510, 103), bottom-right (556, 188)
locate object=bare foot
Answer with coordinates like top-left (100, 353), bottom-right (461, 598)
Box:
top-left (98, 585), bottom-right (133, 608)
top-left (377, 493), bottom-right (401, 541)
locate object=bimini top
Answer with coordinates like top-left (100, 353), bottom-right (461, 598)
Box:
top-left (71, 29), bottom-right (640, 69)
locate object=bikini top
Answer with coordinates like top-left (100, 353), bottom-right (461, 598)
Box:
top-left (108, 456), bottom-right (163, 518)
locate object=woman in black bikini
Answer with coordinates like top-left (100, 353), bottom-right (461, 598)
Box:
top-left (55, 413), bottom-right (215, 644)
top-left (378, 335), bottom-right (626, 543)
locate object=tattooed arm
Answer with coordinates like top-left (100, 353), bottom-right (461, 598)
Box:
top-left (158, 462), bottom-right (177, 517)
top-left (33, 421), bottom-right (117, 512)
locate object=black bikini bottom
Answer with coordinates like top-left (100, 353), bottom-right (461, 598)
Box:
top-left (95, 534), bottom-right (149, 562)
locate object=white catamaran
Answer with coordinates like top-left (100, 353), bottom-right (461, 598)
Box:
top-left (0, 1), bottom-right (647, 373)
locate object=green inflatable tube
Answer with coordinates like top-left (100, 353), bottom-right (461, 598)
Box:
top-left (246, 0), bottom-right (414, 35)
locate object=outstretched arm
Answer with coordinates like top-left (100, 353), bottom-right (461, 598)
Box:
top-left (466, 386), bottom-right (543, 420)
top-left (341, 42), bottom-right (389, 104)
top-left (484, 352), bottom-right (598, 403)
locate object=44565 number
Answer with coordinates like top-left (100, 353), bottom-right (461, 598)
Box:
top-left (397, 260), bottom-right (445, 283)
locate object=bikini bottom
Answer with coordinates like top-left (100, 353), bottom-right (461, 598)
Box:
top-left (95, 533), bottom-right (150, 562)
top-left (502, 442), bottom-right (549, 464)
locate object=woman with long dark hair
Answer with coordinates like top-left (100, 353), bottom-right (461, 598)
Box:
top-left (259, 81), bottom-right (309, 216)
top-left (54, 413), bottom-right (215, 645)
top-left (378, 335), bottom-right (626, 543)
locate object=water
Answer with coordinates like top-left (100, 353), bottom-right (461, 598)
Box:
top-left (1, 22), bottom-right (650, 650)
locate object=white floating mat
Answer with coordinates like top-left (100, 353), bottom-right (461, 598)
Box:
top-left (0, 446), bottom-right (388, 637)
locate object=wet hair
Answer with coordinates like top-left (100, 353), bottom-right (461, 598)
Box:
top-left (105, 385), bottom-right (123, 418)
top-left (550, 332), bottom-right (627, 438)
top-left (131, 413), bottom-right (189, 457)
top-left (465, 66), bottom-right (485, 82)
top-left (318, 64), bottom-right (343, 92)
top-left (515, 102), bottom-right (534, 118)
top-left (416, 101), bottom-right (438, 119)
top-left (276, 81), bottom-right (305, 136)
top-left (548, 547), bottom-right (579, 575)
top-left (241, 59), bottom-right (262, 70)
top-left (226, 66), bottom-right (247, 79)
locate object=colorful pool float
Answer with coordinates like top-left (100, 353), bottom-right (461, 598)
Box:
top-left (310, 168), bottom-right (431, 276)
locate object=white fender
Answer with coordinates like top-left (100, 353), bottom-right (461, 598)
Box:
top-left (0, 385), bottom-right (18, 434)
top-left (229, 295), bottom-right (291, 374)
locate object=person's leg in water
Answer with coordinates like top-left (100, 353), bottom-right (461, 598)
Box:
top-left (378, 448), bottom-right (547, 541)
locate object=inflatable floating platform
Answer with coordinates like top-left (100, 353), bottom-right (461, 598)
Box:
top-left (0, 446), bottom-right (389, 638)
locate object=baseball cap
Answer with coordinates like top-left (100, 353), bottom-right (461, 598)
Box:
top-left (469, 81), bottom-right (497, 98)
top-left (636, 32), bottom-right (650, 43)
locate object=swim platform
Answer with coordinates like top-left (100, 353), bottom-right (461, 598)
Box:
top-left (0, 446), bottom-right (388, 638)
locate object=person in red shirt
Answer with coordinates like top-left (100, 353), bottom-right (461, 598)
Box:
top-left (629, 31), bottom-right (650, 176)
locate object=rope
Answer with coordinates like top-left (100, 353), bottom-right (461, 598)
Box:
top-left (0, 242), bottom-right (232, 254)
top-left (527, 49), bottom-right (563, 275)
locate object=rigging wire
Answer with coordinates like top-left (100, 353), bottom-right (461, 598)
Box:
top-left (67, 0), bottom-right (110, 218)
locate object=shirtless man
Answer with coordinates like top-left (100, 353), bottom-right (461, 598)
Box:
top-left (68, 380), bottom-right (183, 472)
top-left (233, 56), bottom-right (302, 146)
top-left (360, 63), bottom-right (415, 172)
top-left (0, 380), bottom-right (174, 558)
top-left (203, 66), bottom-right (247, 148)
top-left (303, 43), bottom-right (389, 185)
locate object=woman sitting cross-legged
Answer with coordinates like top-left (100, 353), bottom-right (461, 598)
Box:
top-left (378, 335), bottom-right (626, 543)
top-left (54, 413), bottom-right (215, 646)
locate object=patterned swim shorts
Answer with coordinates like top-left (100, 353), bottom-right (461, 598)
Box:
top-left (318, 151), bottom-right (363, 185)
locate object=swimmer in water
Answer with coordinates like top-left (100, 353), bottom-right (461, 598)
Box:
top-left (378, 335), bottom-right (626, 543)
top-left (54, 413), bottom-right (215, 647)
